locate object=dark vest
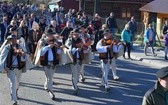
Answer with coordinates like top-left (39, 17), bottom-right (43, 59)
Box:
top-left (40, 45), bottom-right (59, 66)
top-left (99, 38), bottom-right (114, 59)
top-left (6, 44), bottom-right (25, 70)
top-left (71, 37), bottom-right (84, 63)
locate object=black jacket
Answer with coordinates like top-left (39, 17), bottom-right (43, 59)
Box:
top-left (0, 22), bottom-right (8, 42)
top-left (162, 25), bottom-right (168, 35)
top-left (106, 16), bottom-right (117, 29)
top-left (142, 81), bottom-right (167, 105)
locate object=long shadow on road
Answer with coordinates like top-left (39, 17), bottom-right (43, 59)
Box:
top-left (18, 56), bottom-right (158, 105)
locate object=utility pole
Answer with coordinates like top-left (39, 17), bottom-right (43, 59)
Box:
top-left (79, 0), bottom-right (82, 11)
top-left (79, 0), bottom-right (85, 12)
top-left (93, 0), bottom-right (99, 16)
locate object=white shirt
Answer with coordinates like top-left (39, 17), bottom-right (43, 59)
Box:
top-left (41, 46), bottom-right (62, 61)
top-left (41, 46), bottom-right (53, 61)
top-left (12, 55), bottom-right (18, 66)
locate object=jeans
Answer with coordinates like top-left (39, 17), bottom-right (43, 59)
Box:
top-left (131, 32), bottom-right (136, 49)
top-left (123, 42), bottom-right (131, 58)
top-left (164, 46), bottom-right (168, 57)
top-left (110, 28), bottom-right (116, 37)
top-left (144, 41), bottom-right (155, 55)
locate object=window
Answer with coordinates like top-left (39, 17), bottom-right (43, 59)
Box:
top-left (127, 8), bottom-right (131, 18)
top-left (122, 8), bottom-right (126, 18)
top-left (121, 7), bottom-right (131, 19)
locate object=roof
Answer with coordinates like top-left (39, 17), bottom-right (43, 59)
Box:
top-left (139, 0), bottom-right (168, 14)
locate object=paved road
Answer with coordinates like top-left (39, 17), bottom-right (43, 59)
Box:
top-left (0, 56), bottom-right (159, 105)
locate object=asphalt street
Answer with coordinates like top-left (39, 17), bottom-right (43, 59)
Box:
top-left (0, 55), bottom-right (159, 105)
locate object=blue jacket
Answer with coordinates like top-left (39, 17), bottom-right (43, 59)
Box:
top-left (121, 29), bottom-right (132, 43)
top-left (144, 28), bottom-right (156, 43)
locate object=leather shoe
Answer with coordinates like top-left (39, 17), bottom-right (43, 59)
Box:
top-left (114, 76), bottom-right (119, 80)
top-left (49, 91), bottom-right (55, 100)
top-left (73, 88), bottom-right (79, 95)
top-left (13, 101), bottom-right (17, 105)
top-left (105, 87), bottom-right (110, 93)
top-left (81, 78), bottom-right (85, 83)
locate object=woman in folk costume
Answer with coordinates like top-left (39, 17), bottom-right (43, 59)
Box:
top-left (65, 28), bottom-right (86, 95)
top-left (96, 29), bottom-right (120, 92)
top-left (28, 21), bottom-right (42, 61)
top-left (0, 35), bottom-right (27, 105)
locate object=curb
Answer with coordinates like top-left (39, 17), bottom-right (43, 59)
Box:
top-left (131, 53), bottom-right (167, 68)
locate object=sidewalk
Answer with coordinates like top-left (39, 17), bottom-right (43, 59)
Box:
top-left (131, 44), bottom-right (167, 68)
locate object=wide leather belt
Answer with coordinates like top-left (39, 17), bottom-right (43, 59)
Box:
top-left (48, 61), bottom-right (54, 66)
top-left (11, 66), bottom-right (19, 70)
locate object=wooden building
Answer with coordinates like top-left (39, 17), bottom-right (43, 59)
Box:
top-left (60, 0), bottom-right (153, 22)
top-left (139, 0), bottom-right (168, 35)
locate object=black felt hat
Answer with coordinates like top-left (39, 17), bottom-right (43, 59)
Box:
top-left (103, 29), bottom-right (111, 35)
top-left (156, 66), bottom-right (168, 79)
top-left (72, 28), bottom-right (80, 34)
top-left (7, 34), bottom-right (17, 40)
top-left (45, 28), bottom-right (56, 35)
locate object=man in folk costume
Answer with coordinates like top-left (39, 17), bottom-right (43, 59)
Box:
top-left (65, 28), bottom-right (85, 95)
top-left (79, 25), bottom-right (93, 83)
top-left (33, 29), bottom-right (63, 66)
top-left (0, 27), bottom-right (33, 70)
top-left (0, 27), bottom-right (19, 53)
top-left (39, 29), bottom-right (62, 100)
top-left (96, 29), bottom-right (120, 92)
top-left (0, 35), bottom-right (27, 105)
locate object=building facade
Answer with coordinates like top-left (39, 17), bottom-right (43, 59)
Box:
top-left (61, 0), bottom-right (153, 22)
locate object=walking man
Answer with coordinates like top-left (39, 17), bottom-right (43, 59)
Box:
top-left (96, 29), bottom-right (119, 92)
top-left (0, 35), bottom-right (27, 105)
top-left (128, 16), bottom-right (137, 50)
top-left (106, 12), bottom-right (117, 37)
top-left (65, 28), bottom-right (85, 94)
top-left (40, 29), bottom-right (62, 100)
